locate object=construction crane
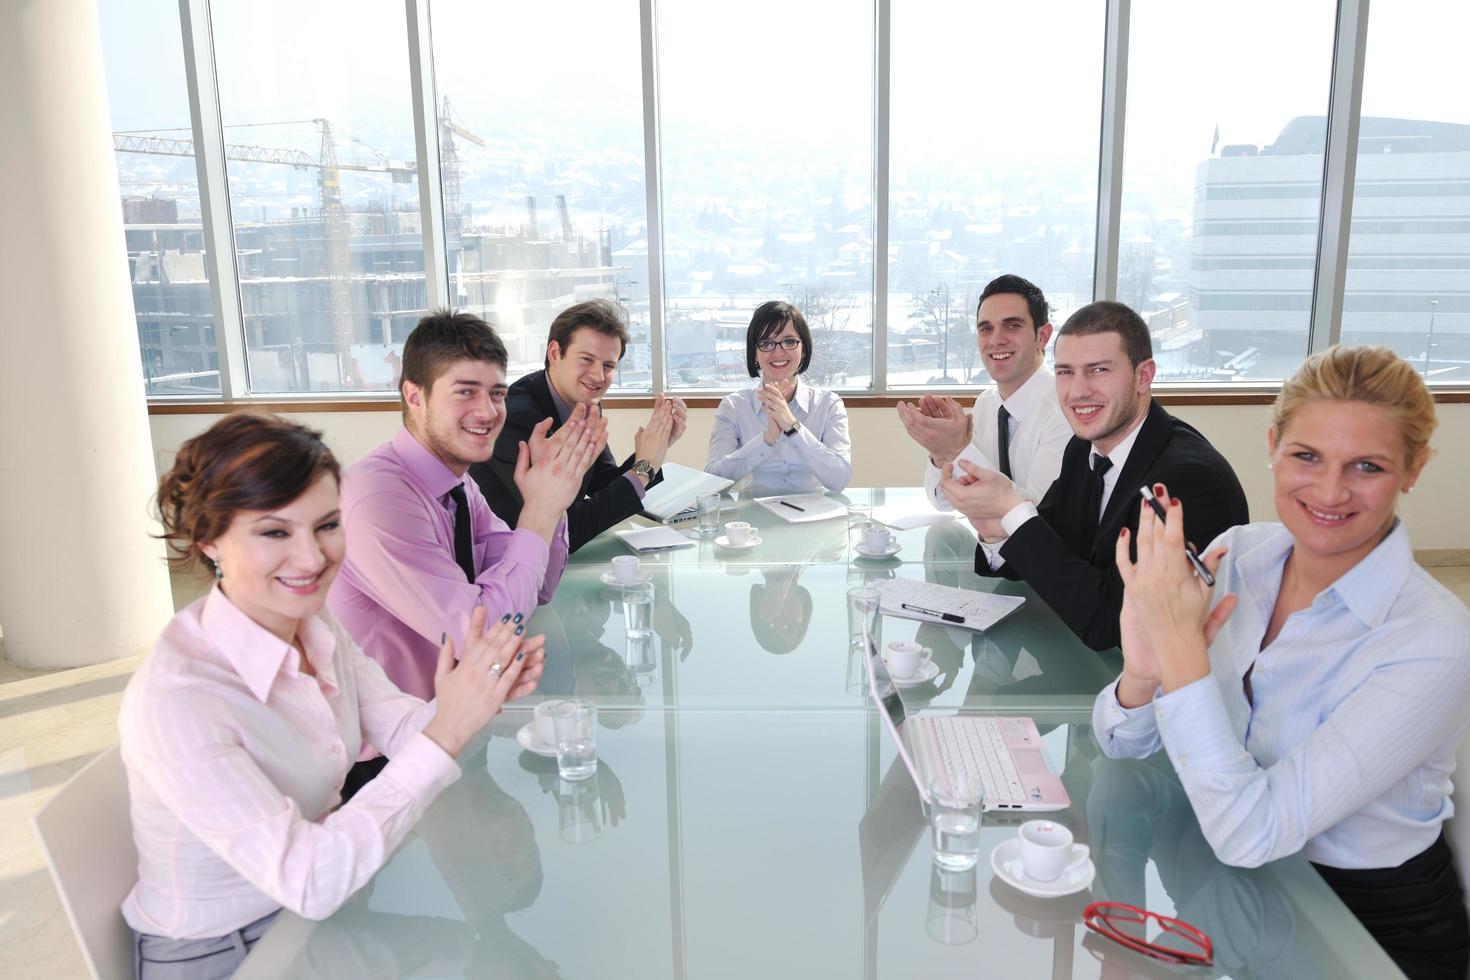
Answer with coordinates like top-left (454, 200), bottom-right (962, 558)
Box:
top-left (438, 97), bottom-right (485, 240)
top-left (114, 118), bottom-right (413, 387)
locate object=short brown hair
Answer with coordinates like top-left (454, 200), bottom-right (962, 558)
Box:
top-left (1273, 345), bottom-right (1437, 466)
top-left (401, 309), bottom-right (508, 418)
top-left (545, 298), bottom-right (630, 368)
top-left (1057, 301), bottom-right (1153, 367)
top-left (155, 413), bottom-right (340, 574)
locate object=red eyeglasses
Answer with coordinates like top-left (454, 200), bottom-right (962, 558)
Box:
top-left (1083, 901), bottom-right (1213, 967)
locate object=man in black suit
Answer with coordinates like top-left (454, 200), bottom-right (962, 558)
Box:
top-left (939, 301), bottom-right (1248, 651)
top-left (471, 299), bottom-right (688, 552)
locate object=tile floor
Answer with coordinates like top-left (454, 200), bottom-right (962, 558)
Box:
top-left (4, 567), bottom-right (1469, 979)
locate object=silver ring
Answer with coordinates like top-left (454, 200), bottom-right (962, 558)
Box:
top-left (488, 662), bottom-right (503, 677)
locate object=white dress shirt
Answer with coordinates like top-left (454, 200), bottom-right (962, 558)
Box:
top-left (925, 363), bottom-right (1071, 511)
top-left (1093, 520), bottom-right (1470, 870)
top-left (705, 379), bottom-right (852, 493)
top-left (120, 587), bottom-right (460, 939)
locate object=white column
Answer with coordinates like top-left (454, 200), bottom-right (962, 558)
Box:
top-left (0, 0), bottom-right (174, 667)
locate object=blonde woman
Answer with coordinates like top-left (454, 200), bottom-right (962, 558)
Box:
top-left (1095, 346), bottom-right (1468, 980)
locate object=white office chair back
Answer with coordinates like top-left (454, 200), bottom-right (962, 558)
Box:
top-left (31, 746), bottom-right (137, 980)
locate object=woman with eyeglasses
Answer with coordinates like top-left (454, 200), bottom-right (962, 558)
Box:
top-left (1094, 346), bottom-right (1469, 980)
top-left (704, 300), bottom-right (852, 493)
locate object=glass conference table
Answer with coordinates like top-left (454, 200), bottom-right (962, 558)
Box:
top-left (235, 488), bottom-right (1401, 978)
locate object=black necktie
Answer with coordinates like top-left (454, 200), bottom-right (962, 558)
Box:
top-left (996, 405), bottom-right (1013, 480)
top-left (1083, 454), bottom-right (1113, 536)
top-left (447, 485), bottom-right (476, 583)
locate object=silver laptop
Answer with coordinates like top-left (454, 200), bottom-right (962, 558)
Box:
top-left (864, 629), bottom-right (1069, 812)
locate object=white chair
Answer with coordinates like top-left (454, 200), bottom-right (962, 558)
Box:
top-left (1450, 723), bottom-right (1470, 918)
top-left (31, 746), bottom-right (137, 980)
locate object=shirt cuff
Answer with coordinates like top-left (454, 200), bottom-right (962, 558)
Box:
top-left (1098, 675), bottom-right (1158, 732)
top-left (378, 731), bottom-right (462, 800)
top-left (621, 471), bottom-right (647, 499)
top-left (1154, 674), bottom-right (1237, 775)
top-left (1000, 501), bottom-right (1039, 537)
top-left (480, 527), bottom-right (551, 581)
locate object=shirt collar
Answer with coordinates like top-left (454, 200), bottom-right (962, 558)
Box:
top-left (1328, 519), bottom-right (1414, 628)
top-left (199, 586), bottom-right (340, 702)
top-left (545, 377), bottom-right (572, 424)
top-left (391, 425), bottom-right (465, 501)
top-left (999, 363), bottom-right (1053, 422)
top-left (1092, 412), bottom-right (1145, 472)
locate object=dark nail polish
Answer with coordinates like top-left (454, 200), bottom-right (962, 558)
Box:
top-left (515, 625), bottom-right (525, 636)
top-left (513, 612), bottom-right (524, 624)
top-left (500, 613), bottom-right (511, 624)
top-left (440, 632), bottom-right (446, 644)
top-left (516, 651), bottom-right (525, 661)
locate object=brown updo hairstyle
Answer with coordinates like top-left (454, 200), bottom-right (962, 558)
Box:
top-left (1271, 345), bottom-right (1437, 468)
top-left (155, 413), bottom-right (341, 574)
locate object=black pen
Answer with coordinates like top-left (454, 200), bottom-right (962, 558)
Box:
top-left (1138, 486), bottom-right (1216, 587)
top-left (901, 602), bottom-right (964, 624)
top-left (779, 499), bottom-right (806, 512)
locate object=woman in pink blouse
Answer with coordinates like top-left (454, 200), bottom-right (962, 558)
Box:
top-left (120, 413), bottom-right (546, 979)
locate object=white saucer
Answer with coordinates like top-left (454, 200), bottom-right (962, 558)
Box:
top-left (515, 723), bottom-right (558, 758)
top-left (599, 570), bottom-right (653, 588)
top-left (886, 659), bottom-right (941, 687)
top-left (990, 838), bottom-right (1095, 899)
top-left (855, 542), bottom-right (903, 560)
top-left (715, 534), bottom-right (762, 551)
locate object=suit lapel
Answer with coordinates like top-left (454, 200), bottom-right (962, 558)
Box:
top-left (1089, 400), bottom-right (1172, 556)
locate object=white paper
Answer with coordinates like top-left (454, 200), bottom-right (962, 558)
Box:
top-left (873, 578), bottom-right (1024, 632)
top-left (753, 493), bottom-right (848, 524)
top-left (615, 525), bottom-right (697, 552)
top-left (870, 503), bottom-right (960, 531)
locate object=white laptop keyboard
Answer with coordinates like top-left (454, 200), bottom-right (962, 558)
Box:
top-left (931, 717), bottom-right (1026, 803)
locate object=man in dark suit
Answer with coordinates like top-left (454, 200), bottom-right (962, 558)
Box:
top-left (471, 299), bottom-right (688, 552)
top-left (939, 301), bottom-right (1248, 651)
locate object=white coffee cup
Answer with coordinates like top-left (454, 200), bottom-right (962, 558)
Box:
top-left (1017, 820), bottom-right (1090, 883)
top-left (725, 521), bottom-right (753, 546)
top-left (864, 524), bottom-right (893, 552)
top-left (611, 554), bottom-right (641, 584)
top-left (533, 699), bottom-right (562, 746)
top-left (885, 640), bottom-right (932, 679)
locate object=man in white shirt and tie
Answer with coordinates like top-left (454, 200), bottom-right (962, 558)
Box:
top-left (897, 274), bottom-right (1070, 511)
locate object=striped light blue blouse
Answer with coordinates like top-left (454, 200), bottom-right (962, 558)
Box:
top-left (1094, 520), bottom-right (1470, 870)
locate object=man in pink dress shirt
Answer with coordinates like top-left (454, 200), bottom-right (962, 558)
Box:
top-left (328, 310), bottom-right (606, 704)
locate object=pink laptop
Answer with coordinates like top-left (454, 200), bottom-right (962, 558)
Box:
top-left (865, 630), bottom-right (1069, 811)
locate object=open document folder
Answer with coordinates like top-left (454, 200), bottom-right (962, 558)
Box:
top-left (639, 463), bottom-right (734, 523)
top-left (873, 578), bottom-right (1024, 632)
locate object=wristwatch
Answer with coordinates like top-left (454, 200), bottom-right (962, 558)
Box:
top-left (782, 420), bottom-right (801, 438)
top-left (630, 458), bottom-right (656, 482)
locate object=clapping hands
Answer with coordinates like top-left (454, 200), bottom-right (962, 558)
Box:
top-left (896, 394), bottom-right (972, 464)
top-left (515, 403), bottom-right (608, 537)
top-left (423, 605), bottom-right (547, 758)
top-left (758, 381), bottom-right (798, 444)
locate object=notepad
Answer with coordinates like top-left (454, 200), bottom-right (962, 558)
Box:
top-left (753, 493), bottom-right (848, 524)
top-left (640, 463), bottom-right (735, 523)
top-left (615, 525), bottom-right (698, 553)
top-left (873, 578), bottom-right (1024, 632)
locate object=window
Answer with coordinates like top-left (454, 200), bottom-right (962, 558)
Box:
top-left (888, 0), bottom-right (1104, 387)
top-left (430, 0), bottom-right (653, 390)
top-left (656, 0), bottom-right (875, 391)
top-left (1340, 0), bottom-right (1470, 382)
top-left (100, 0), bottom-right (220, 396)
top-left (210, 0), bottom-right (424, 393)
top-left (1121, 0), bottom-right (1336, 382)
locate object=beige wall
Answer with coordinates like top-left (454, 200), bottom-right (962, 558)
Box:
top-left (148, 401), bottom-right (1470, 551)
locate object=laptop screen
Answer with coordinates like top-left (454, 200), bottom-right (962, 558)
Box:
top-left (865, 627), bottom-right (908, 729)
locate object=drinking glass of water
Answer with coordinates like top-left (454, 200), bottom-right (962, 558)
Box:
top-left (930, 775), bottom-right (983, 871)
top-left (624, 582), bottom-right (654, 638)
top-left (696, 492), bottom-right (722, 537)
top-left (553, 699), bottom-right (598, 780)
